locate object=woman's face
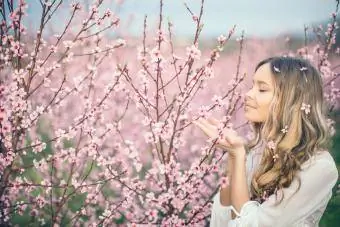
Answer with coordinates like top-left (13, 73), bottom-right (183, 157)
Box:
top-left (244, 63), bottom-right (275, 123)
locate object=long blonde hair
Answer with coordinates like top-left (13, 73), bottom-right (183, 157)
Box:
top-left (248, 56), bottom-right (332, 203)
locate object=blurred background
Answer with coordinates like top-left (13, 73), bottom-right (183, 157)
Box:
top-left (9, 0), bottom-right (340, 226)
top-left (26, 0), bottom-right (335, 38)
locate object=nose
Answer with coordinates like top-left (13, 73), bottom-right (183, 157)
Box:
top-left (245, 87), bottom-right (254, 101)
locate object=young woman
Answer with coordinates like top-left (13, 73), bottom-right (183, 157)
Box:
top-left (194, 56), bottom-right (338, 226)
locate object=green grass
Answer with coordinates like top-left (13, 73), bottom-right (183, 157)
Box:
top-left (320, 110), bottom-right (340, 227)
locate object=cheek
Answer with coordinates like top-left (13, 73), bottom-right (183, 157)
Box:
top-left (257, 91), bottom-right (273, 104)
top-left (262, 102), bottom-right (274, 116)
top-left (260, 102), bottom-right (271, 113)
top-left (256, 94), bottom-right (273, 116)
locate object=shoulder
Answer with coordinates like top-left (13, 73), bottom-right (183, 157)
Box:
top-left (301, 150), bottom-right (338, 182)
top-left (302, 150), bottom-right (336, 167)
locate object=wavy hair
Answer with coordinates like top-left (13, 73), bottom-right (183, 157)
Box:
top-left (247, 56), bottom-right (332, 204)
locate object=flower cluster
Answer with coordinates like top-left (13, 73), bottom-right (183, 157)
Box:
top-left (301, 102), bottom-right (311, 115)
top-left (0, 0), bottom-right (338, 225)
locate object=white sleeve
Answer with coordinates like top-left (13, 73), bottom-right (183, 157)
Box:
top-left (210, 157), bottom-right (338, 227)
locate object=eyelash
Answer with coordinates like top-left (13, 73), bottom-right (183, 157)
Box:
top-left (250, 85), bottom-right (267, 92)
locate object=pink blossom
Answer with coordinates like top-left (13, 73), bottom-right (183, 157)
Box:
top-left (267, 140), bottom-right (276, 150)
top-left (0, 0), bottom-right (338, 224)
top-left (212, 95), bottom-right (225, 108)
top-left (186, 45), bottom-right (201, 60)
top-left (217, 34), bottom-right (227, 44)
top-left (220, 176), bottom-right (229, 188)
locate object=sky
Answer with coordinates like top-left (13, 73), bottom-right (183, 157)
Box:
top-left (26, 0), bottom-right (336, 38)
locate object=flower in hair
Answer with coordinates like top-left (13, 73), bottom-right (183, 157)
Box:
top-left (300, 67), bottom-right (308, 72)
top-left (300, 67), bottom-right (308, 82)
top-left (273, 66), bottom-right (280, 73)
top-left (273, 153), bottom-right (279, 162)
top-left (267, 140), bottom-right (276, 150)
top-left (281, 125), bottom-right (288, 134)
top-left (301, 103), bottom-right (311, 115)
top-left (261, 190), bottom-right (270, 201)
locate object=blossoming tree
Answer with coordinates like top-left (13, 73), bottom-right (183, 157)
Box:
top-left (0, 0), bottom-right (339, 226)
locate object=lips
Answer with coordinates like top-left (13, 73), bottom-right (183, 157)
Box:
top-left (245, 103), bottom-right (256, 108)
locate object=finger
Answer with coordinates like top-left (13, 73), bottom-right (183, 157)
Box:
top-left (194, 119), bottom-right (234, 147)
top-left (216, 139), bottom-right (231, 150)
top-left (207, 117), bottom-right (219, 126)
top-left (224, 136), bottom-right (235, 145)
top-left (197, 118), bottom-right (217, 131)
top-left (222, 130), bottom-right (236, 144)
top-left (199, 119), bottom-right (233, 143)
top-left (193, 120), bottom-right (205, 130)
top-left (194, 121), bottom-right (216, 138)
top-left (224, 132), bottom-right (245, 147)
top-left (223, 128), bottom-right (237, 137)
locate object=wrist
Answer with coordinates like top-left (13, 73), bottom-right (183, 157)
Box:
top-left (225, 162), bottom-right (233, 177)
top-left (229, 152), bottom-right (247, 177)
top-left (232, 155), bottom-right (246, 165)
top-left (229, 147), bottom-right (247, 161)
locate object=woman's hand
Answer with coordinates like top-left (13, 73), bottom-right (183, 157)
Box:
top-left (193, 117), bottom-right (246, 159)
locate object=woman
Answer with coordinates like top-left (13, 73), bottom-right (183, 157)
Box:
top-left (194, 56), bottom-right (338, 226)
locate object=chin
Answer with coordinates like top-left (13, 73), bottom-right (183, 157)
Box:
top-left (245, 115), bottom-right (262, 123)
top-left (246, 118), bottom-right (256, 123)
top-left (245, 113), bottom-right (254, 121)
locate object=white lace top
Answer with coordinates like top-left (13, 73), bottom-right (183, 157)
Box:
top-left (210, 144), bottom-right (339, 227)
